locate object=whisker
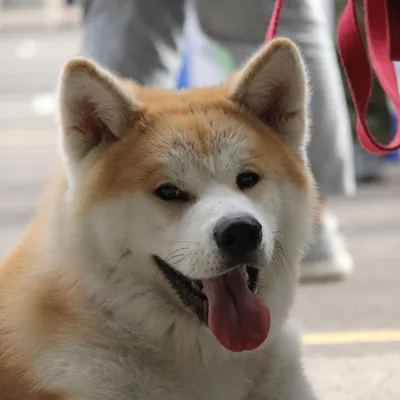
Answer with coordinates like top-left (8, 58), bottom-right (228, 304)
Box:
top-left (165, 247), bottom-right (189, 262)
top-left (165, 253), bottom-right (187, 264)
top-left (272, 238), bottom-right (293, 279)
top-left (186, 260), bottom-right (200, 277)
top-left (110, 248), bottom-right (132, 269)
top-left (171, 252), bottom-right (198, 269)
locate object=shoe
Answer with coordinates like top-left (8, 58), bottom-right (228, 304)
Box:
top-left (300, 212), bottom-right (354, 281)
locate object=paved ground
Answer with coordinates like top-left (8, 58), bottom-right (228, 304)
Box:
top-left (1, 25), bottom-right (400, 400)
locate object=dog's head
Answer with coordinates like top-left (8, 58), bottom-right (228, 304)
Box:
top-left (58, 38), bottom-right (316, 354)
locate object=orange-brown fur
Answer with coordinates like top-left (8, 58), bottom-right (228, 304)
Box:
top-left (74, 86), bottom-right (309, 212)
top-left (0, 223), bottom-right (69, 399)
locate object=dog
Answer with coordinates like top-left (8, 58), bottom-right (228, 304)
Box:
top-left (0, 38), bottom-right (318, 399)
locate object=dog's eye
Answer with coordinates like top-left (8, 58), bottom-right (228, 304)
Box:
top-left (236, 172), bottom-right (260, 190)
top-left (155, 183), bottom-right (189, 202)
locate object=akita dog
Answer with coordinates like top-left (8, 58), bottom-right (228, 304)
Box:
top-left (0, 38), bottom-right (318, 399)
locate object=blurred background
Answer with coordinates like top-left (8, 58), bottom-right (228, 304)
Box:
top-left (0, 1), bottom-right (399, 399)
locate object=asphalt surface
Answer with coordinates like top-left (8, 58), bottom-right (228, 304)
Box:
top-left (1, 26), bottom-right (399, 400)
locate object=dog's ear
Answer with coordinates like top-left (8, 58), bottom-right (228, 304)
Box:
top-left (229, 38), bottom-right (309, 151)
top-left (59, 57), bottom-right (142, 164)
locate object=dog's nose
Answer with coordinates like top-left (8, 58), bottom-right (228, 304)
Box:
top-left (213, 215), bottom-right (262, 264)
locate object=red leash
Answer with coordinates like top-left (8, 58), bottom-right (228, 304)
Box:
top-left (266, 0), bottom-right (400, 155)
top-left (265, 0), bottom-right (284, 42)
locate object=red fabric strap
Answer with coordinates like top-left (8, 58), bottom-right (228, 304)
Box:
top-left (266, 0), bottom-right (400, 154)
top-left (388, 0), bottom-right (400, 60)
top-left (265, 0), bottom-right (284, 42)
top-left (337, 0), bottom-right (400, 154)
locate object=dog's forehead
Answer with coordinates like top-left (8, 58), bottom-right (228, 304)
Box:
top-left (153, 110), bottom-right (254, 180)
top-left (136, 86), bottom-right (259, 178)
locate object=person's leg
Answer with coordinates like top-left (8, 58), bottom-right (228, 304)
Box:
top-left (277, 0), bottom-right (355, 280)
top-left (195, 0), bottom-right (356, 280)
top-left (81, 0), bottom-right (185, 88)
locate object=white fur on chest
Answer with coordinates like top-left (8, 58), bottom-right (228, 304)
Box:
top-left (46, 341), bottom-right (254, 400)
top-left (38, 318), bottom-right (303, 400)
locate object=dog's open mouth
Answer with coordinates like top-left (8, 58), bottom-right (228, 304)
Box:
top-left (153, 256), bottom-right (270, 352)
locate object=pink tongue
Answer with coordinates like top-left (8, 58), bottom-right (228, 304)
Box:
top-left (202, 268), bottom-right (270, 352)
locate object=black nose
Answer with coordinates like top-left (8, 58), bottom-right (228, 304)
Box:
top-left (213, 215), bottom-right (262, 264)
